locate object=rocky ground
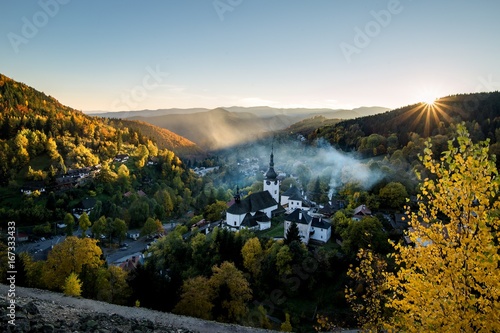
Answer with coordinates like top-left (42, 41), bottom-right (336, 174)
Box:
top-left (0, 284), bottom-right (276, 333)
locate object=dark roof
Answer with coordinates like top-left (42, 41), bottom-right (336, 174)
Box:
top-left (241, 214), bottom-right (260, 228)
top-left (81, 197), bottom-right (97, 210)
top-left (289, 192), bottom-right (304, 201)
top-left (285, 209), bottom-right (312, 225)
top-left (353, 205), bottom-right (371, 216)
top-left (312, 217), bottom-right (331, 230)
top-left (318, 200), bottom-right (346, 216)
top-left (282, 185), bottom-right (301, 197)
top-left (227, 191), bottom-right (278, 215)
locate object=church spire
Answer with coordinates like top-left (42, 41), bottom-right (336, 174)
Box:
top-left (265, 145), bottom-right (277, 180)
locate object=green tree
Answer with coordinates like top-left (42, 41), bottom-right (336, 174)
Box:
top-left (378, 181), bottom-right (409, 209)
top-left (284, 221), bottom-right (301, 245)
top-left (141, 217), bottom-right (163, 237)
top-left (386, 125), bottom-right (500, 332)
top-left (113, 218), bottom-right (128, 244)
top-left (91, 216), bottom-right (106, 239)
top-left (204, 200), bottom-right (227, 222)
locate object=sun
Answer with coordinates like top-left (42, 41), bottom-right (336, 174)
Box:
top-left (422, 96), bottom-right (437, 106)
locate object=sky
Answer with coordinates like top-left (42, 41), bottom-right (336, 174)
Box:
top-left (1, 0), bottom-right (499, 112)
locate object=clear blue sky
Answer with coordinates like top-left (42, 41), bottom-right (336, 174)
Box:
top-left (1, 0), bottom-right (499, 111)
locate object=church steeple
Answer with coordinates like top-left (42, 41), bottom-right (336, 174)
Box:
top-left (265, 145), bottom-right (277, 180)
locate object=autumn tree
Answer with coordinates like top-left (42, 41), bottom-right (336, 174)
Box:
top-left (209, 261), bottom-right (252, 323)
top-left (64, 212), bottom-right (75, 236)
top-left (63, 272), bottom-right (82, 297)
top-left (280, 313), bottom-right (293, 332)
top-left (42, 236), bottom-right (104, 290)
top-left (386, 125), bottom-right (500, 332)
top-left (241, 237), bottom-right (263, 279)
top-left (345, 247), bottom-right (388, 331)
top-left (174, 276), bottom-right (214, 320)
top-left (79, 212), bottom-right (91, 237)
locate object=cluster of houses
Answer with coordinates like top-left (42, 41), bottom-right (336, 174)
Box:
top-left (224, 150), bottom-right (352, 245)
top-left (20, 165), bottom-right (102, 196)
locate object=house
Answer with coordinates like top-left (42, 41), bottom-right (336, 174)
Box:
top-left (118, 254), bottom-right (143, 272)
top-left (114, 154), bottom-right (129, 163)
top-left (280, 185), bottom-right (313, 213)
top-left (20, 181), bottom-right (46, 196)
top-left (310, 216), bottom-right (332, 243)
top-left (352, 204), bottom-right (372, 221)
top-left (73, 197), bottom-right (97, 215)
top-left (318, 199), bottom-right (346, 217)
top-left (284, 209), bottom-right (312, 244)
top-left (16, 233), bottom-right (29, 242)
top-left (127, 230), bottom-right (140, 240)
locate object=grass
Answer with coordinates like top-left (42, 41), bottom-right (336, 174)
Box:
top-left (257, 221), bottom-right (284, 238)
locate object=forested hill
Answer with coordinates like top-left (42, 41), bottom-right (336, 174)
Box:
top-left (0, 73), bottom-right (195, 185)
top-left (307, 92), bottom-right (500, 156)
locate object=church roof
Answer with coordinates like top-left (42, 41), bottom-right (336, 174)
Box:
top-left (227, 191), bottom-right (278, 215)
top-left (285, 209), bottom-right (312, 225)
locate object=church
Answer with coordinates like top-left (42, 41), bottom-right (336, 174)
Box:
top-left (225, 149), bottom-right (284, 231)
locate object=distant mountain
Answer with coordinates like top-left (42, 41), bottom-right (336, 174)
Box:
top-left (88, 108), bottom-right (210, 119)
top-left (92, 106), bottom-right (389, 150)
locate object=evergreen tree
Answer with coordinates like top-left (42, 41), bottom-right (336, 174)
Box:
top-left (284, 221), bottom-right (301, 245)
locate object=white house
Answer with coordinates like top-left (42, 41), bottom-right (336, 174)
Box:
top-left (310, 216), bottom-right (332, 243)
top-left (284, 209), bottom-right (312, 244)
top-left (280, 185), bottom-right (312, 213)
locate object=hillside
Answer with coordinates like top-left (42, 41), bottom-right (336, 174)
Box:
top-left (306, 92), bottom-right (500, 155)
top-left (0, 73), bottom-right (201, 183)
top-left (108, 118), bottom-right (205, 159)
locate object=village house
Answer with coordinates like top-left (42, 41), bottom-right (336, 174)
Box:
top-left (352, 204), bottom-right (372, 221)
top-left (284, 209), bottom-right (312, 244)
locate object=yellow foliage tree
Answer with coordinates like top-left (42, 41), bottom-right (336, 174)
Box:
top-left (209, 261), bottom-right (252, 323)
top-left (42, 236), bottom-right (104, 291)
top-left (63, 272), bottom-right (82, 297)
top-left (386, 125), bottom-right (500, 332)
top-left (280, 312), bottom-right (292, 332)
top-left (174, 276), bottom-right (214, 320)
top-left (345, 246), bottom-right (388, 332)
top-left (241, 237), bottom-right (263, 279)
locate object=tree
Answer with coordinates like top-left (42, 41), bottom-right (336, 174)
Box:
top-left (141, 217), bottom-right (163, 238)
top-left (43, 236), bottom-right (104, 291)
top-left (174, 276), bottom-right (214, 320)
top-left (386, 125), bottom-right (500, 332)
top-left (284, 221), bottom-right (301, 245)
top-left (91, 216), bottom-right (106, 239)
top-left (63, 272), bottom-right (82, 297)
top-left (78, 212), bottom-right (91, 237)
top-left (280, 313), bottom-right (293, 332)
top-left (241, 237), bottom-right (263, 279)
top-left (209, 261), bottom-right (252, 323)
top-left (64, 212), bottom-right (75, 236)
top-left (378, 181), bottom-right (408, 209)
top-left (113, 218), bottom-right (128, 244)
top-left (345, 247), bottom-right (388, 331)
top-left (204, 200), bottom-right (227, 222)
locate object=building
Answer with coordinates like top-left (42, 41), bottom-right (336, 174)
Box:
top-left (280, 185), bottom-right (312, 213)
top-left (310, 216), bottom-right (332, 243)
top-left (352, 204), bottom-right (372, 221)
top-left (284, 209), bottom-right (312, 244)
top-left (225, 149), bottom-right (284, 231)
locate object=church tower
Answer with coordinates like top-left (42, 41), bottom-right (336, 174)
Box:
top-left (263, 147), bottom-right (280, 204)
